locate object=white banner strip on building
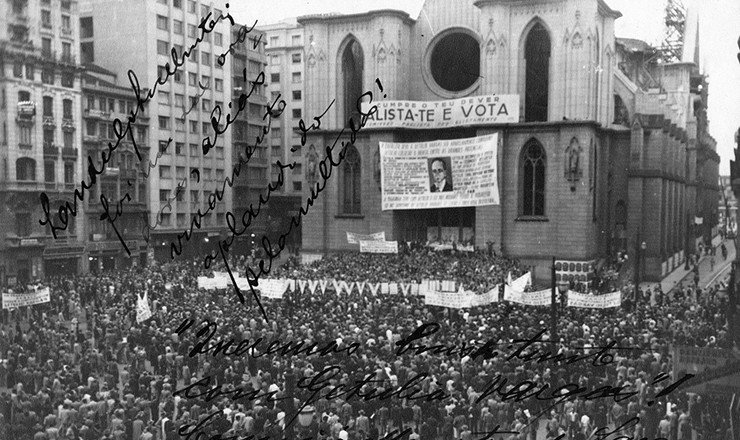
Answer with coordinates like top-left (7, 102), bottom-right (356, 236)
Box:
top-left (380, 134), bottom-right (500, 211)
top-left (567, 291), bottom-right (621, 309)
top-left (424, 285), bottom-right (499, 309)
top-left (361, 95), bottom-right (519, 130)
top-left (2, 287), bottom-right (51, 309)
top-left (258, 279), bottom-right (286, 299)
top-left (359, 240), bottom-right (399, 254)
top-left (347, 231), bottom-right (386, 244)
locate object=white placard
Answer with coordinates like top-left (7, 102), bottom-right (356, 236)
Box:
top-left (347, 231), bottom-right (386, 244)
top-left (2, 287), bottom-right (51, 309)
top-left (359, 240), bottom-right (398, 254)
top-left (361, 95), bottom-right (519, 130)
top-left (258, 279), bottom-right (286, 299)
top-left (567, 291), bottom-right (621, 309)
top-left (504, 287), bottom-right (552, 306)
top-left (380, 134), bottom-right (500, 211)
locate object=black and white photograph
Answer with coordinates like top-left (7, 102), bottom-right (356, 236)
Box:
top-left (1, 0), bottom-right (739, 440)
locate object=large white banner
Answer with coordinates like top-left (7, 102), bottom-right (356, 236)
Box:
top-left (380, 134), bottom-right (500, 211)
top-left (567, 291), bottom-right (622, 309)
top-left (2, 287), bottom-right (51, 309)
top-left (258, 279), bottom-right (287, 299)
top-left (424, 286), bottom-right (499, 309)
top-left (359, 240), bottom-right (399, 254)
top-left (504, 288), bottom-right (552, 306)
top-left (347, 231), bottom-right (386, 244)
top-left (361, 95), bottom-right (519, 130)
top-left (136, 292), bottom-right (153, 323)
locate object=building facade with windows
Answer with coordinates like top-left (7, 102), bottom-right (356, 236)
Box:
top-left (260, 19), bottom-right (305, 248)
top-left (79, 0), bottom-right (233, 262)
top-left (81, 65), bottom-right (150, 272)
top-left (0, 0), bottom-right (84, 284)
top-left (298, 0), bottom-right (718, 282)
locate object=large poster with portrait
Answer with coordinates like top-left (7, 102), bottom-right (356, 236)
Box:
top-left (379, 134), bottom-right (500, 210)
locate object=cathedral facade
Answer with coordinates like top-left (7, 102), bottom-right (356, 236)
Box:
top-left (296, 0), bottom-right (718, 282)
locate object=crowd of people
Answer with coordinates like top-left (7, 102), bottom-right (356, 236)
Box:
top-left (0, 246), bottom-right (736, 440)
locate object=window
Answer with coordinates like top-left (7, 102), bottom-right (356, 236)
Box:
top-left (341, 39), bottom-right (363, 125)
top-left (159, 189), bottom-right (170, 202)
top-left (216, 145), bottom-right (223, 158)
top-left (41, 10), bottom-right (52, 28)
top-left (176, 166), bottom-right (186, 179)
top-left (62, 42), bottom-right (71, 62)
top-left (339, 145), bottom-right (361, 214)
top-left (202, 99), bottom-right (211, 111)
top-left (524, 22), bottom-right (551, 122)
top-left (201, 75), bottom-right (210, 86)
top-left (86, 120), bottom-right (97, 136)
top-left (80, 17), bottom-right (93, 38)
top-left (137, 127), bottom-right (147, 143)
top-left (174, 94), bottom-right (184, 108)
top-left (86, 96), bottom-right (95, 110)
top-left (292, 90), bottom-right (302, 101)
top-left (158, 90), bottom-right (170, 105)
top-left (156, 15), bottom-right (169, 31)
top-left (157, 40), bottom-right (169, 55)
top-left (159, 140), bottom-right (170, 153)
top-left (158, 116), bottom-right (170, 129)
top-left (61, 73), bottom-right (74, 88)
top-left (173, 0), bottom-right (182, 8)
top-left (43, 128), bottom-right (54, 147)
top-left (214, 78), bottom-right (223, 91)
top-left (161, 213), bottom-right (171, 227)
top-left (215, 32), bottom-right (223, 46)
top-left (202, 122), bottom-right (210, 134)
top-left (25, 64), bottom-right (34, 80)
top-left (215, 169), bottom-right (224, 180)
top-left (271, 54), bottom-right (279, 65)
top-left (189, 120), bottom-right (198, 133)
top-left (81, 42), bottom-right (94, 64)
top-left (175, 118), bottom-right (185, 131)
top-left (201, 51), bottom-right (210, 65)
top-left (43, 96), bottom-right (53, 117)
top-left (173, 20), bottom-right (183, 35)
top-left (42, 69), bottom-right (54, 85)
top-left (293, 181), bottom-right (302, 191)
top-left (270, 36), bottom-right (279, 46)
top-left (63, 131), bottom-right (73, 148)
top-left (188, 0), bottom-right (196, 13)
top-left (19, 125), bottom-right (31, 145)
top-left (292, 108), bottom-right (301, 119)
top-left (13, 62), bottom-right (23, 78)
top-left (190, 190), bottom-right (199, 203)
top-left (292, 35), bottom-right (301, 46)
top-left (521, 140), bottom-right (546, 216)
top-left (16, 157), bottom-right (36, 181)
top-left (45, 161), bottom-right (55, 183)
top-left (188, 72), bottom-right (197, 86)
top-left (99, 97), bottom-right (107, 112)
top-left (160, 165), bottom-right (171, 179)
top-left (64, 162), bottom-right (74, 184)
top-left (16, 213), bottom-right (32, 237)
top-left (292, 164), bottom-right (302, 175)
top-left (292, 72), bottom-right (301, 83)
top-left (188, 24), bottom-right (197, 38)
top-left (62, 15), bottom-right (71, 32)
top-left (203, 168), bottom-right (211, 180)
top-left (291, 53), bottom-right (301, 63)
top-left (429, 31), bottom-right (480, 93)
top-left (174, 71), bottom-right (183, 83)
top-left (190, 143), bottom-right (198, 156)
top-left (271, 73), bottom-right (280, 83)
top-left (176, 213), bottom-right (186, 226)
top-left (201, 5), bottom-right (209, 17)
top-left (292, 144), bottom-right (301, 156)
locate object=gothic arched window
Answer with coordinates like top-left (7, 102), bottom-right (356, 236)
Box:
top-left (524, 23), bottom-right (551, 122)
top-left (341, 39), bottom-right (363, 127)
top-left (339, 145), bottom-right (361, 214)
top-left (521, 140), bottom-right (546, 216)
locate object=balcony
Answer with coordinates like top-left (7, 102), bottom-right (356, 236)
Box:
top-left (83, 108), bottom-right (110, 119)
top-left (62, 147), bottom-right (78, 158)
top-left (43, 144), bottom-right (59, 157)
top-left (61, 27), bottom-right (72, 37)
top-left (121, 169), bottom-right (137, 180)
top-left (59, 53), bottom-right (75, 65)
top-left (42, 115), bottom-right (55, 127)
top-left (19, 143), bottom-right (32, 150)
top-left (62, 118), bottom-right (75, 131)
top-left (17, 101), bottom-right (36, 117)
top-left (40, 20), bottom-right (52, 31)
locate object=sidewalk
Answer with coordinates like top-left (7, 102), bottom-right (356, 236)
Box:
top-left (640, 239), bottom-right (735, 294)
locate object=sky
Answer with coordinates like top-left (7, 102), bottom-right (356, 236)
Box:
top-left (230, 0), bottom-right (740, 174)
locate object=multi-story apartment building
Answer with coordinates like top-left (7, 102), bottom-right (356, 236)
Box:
top-left (229, 24), bottom-right (271, 254)
top-left (81, 65), bottom-right (150, 272)
top-left (260, 18), bottom-right (304, 248)
top-left (79, 0), bottom-right (233, 262)
top-left (1, 0), bottom-right (84, 285)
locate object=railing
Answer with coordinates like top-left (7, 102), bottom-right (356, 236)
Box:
top-left (19, 143), bottom-right (32, 150)
top-left (43, 145), bottom-right (59, 156)
top-left (42, 115), bottom-right (55, 126)
top-left (61, 27), bottom-right (72, 37)
top-left (62, 147), bottom-right (78, 158)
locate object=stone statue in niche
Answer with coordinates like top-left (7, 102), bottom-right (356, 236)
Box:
top-left (306, 144), bottom-right (318, 185)
top-left (564, 137), bottom-right (583, 189)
